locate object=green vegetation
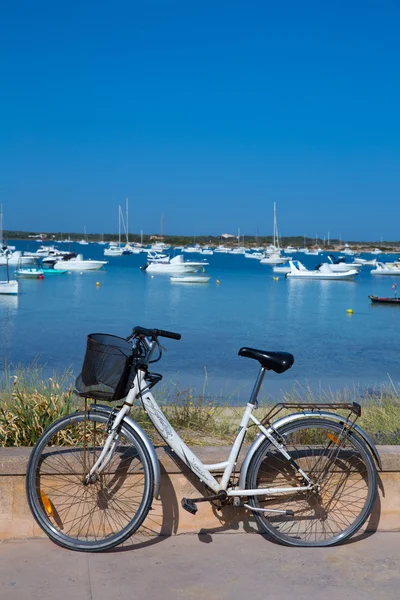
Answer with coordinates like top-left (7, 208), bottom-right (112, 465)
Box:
top-left (1, 363), bottom-right (400, 447)
top-left (4, 229), bottom-right (400, 251)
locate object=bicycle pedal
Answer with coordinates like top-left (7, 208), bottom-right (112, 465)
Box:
top-left (181, 497), bottom-right (198, 515)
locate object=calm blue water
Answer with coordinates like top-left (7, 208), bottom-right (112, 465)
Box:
top-left (1, 242), bottom-right (400, 403)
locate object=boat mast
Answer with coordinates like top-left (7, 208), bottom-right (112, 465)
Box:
top-left (141, 229), bottom-right (143, 246)
top-left (126, 198), bottom-right (129, 244)
top-left (273, 202), bottom-right (278, 249)
top-left (118, 206), bottom-right (121, 246)
top-left (0, 204), bottom-right (3, 247)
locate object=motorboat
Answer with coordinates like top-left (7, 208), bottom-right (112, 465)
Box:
top-left (244, 251), bottom-right (265, 260)
top-left (371, 262), bottom-right (400, 276)
top-left (170, 275), bottom-right (211, 283)
top-left (304, 248), bottom-right (321, 256)
top-left (104, 243), bottom-right (124, 257)
top-left (354, 257), bottom-right (377, 266)
top-left (229, 247), bottom-right (247, 255)
top-left (41, 252), bottom-right (76, 265)
top-left (272, 262), bottom-right (292, 274)
top-left (183, 245), bottom-right (202, 254)
top-left (201, 248), bottom-right (214, 255)
top-left (284, 246), bottom-right (297, 254)
top-left (24, 245), bottom-right (72, 259)
top-left (369, 295), bottom-right (400, 305)
top-left (0, 250), bottom-right (36, 266)
top-left (370, 248), bottom-right (383, 255)
top-left (260, 252), bottom-right (290, 265)
top-left (286, 261), bottom-right (358, 280)
top-left (147, 251), bottom-right (170, 264)
top-left (141, 254), bottom-right (208, 274)
top-left (0, 280), bottom-right (18, 295)
top-left (326, 255), bottom-right (362, 272)
top-left (214, 246), bottom-right (231, 253)
top-left (14, 266), bottom-right (44, 279)
top-left (53, 254), bottom-right (108, 271)
top-left (342, 244), bottom-right (353, 255)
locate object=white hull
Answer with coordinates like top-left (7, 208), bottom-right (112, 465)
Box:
top-left (354, 258), bottom-right (377, 266)
top-left (201, 249), bottom-right (214, 255)
top-left (0, 280), bottom-right (18, 294)
top-left (260, 255), bottom-right (289, 265)
top-left (146, 263), bottom-right (202, 274)
top-left (272, 265), bottom-right (291, 274)
top-left (15, 268), bottom-right (44, 278)
top-left (0, 252), bottom-right (36, 266)
top-left (287, 261), bottom-right (358, 280)
top-left (54, 255), bottom-right (107, 271)
top-left (170, 275), bottom-right (211, 283)
top-left (244, 252), bottom-right (265, 260)
top-left (144, 254), bottom-right (207, 274)
top-left (104, 247), bottom-right (124, 256)
top-left (371, 263), bottom-right (400, 276)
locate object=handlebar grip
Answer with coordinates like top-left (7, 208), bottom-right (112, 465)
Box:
top-left (153, 328), bottom-right (181, 340)
top-left (131, 326), bottom-right (181, 340)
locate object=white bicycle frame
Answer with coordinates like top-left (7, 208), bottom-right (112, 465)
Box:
top-left (87, 337), bottom-right (313, 500)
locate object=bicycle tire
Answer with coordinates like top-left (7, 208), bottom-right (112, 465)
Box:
top-left (26, 411), bottom-right (154, 552)
top-left (246, 417), bottom-right (378, 547)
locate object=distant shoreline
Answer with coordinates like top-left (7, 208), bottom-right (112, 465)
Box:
top-left (3, 232), bottom-right (400, 252)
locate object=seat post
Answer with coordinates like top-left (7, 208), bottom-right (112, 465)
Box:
top-left (249, 367), bottom-right (267, 405)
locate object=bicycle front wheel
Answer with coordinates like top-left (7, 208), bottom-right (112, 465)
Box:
top-left (246, 418), bottom-right (378, 547)
top-left (26, 411), bottom-right (154, 552)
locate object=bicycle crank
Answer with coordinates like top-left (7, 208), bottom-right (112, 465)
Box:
top-left (181, 491), bottom-right (228, 515)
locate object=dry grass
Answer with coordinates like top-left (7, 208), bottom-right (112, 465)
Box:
top-left (1, 364), bottom-right (400, 447)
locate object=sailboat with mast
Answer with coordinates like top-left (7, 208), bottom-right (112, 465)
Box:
top-left (0, 255), bottom-right (19, 295)
top-left (260, 203), bottom-right (289, 265)
top-left (104, 206), bottom-right (124, 256)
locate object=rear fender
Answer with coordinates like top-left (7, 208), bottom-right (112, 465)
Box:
top-left (239, 410), bottom-right (382, 490)
top-left (91, 404), bottom-right (160, 499)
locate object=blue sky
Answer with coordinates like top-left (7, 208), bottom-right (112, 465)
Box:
top-left (1, 1), bottom-right (399, 239)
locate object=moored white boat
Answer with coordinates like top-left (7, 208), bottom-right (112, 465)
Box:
top-left (53, 254), bottom-right (108, 271)
top-left (183, 245), bottom-right (202, 254)
top-left (142, 254), bottom-right (208, 274)
top-left (371, 262), bottom-right (400, 276)
top-left (0, 250), bottom-right (36, 266)
top-left (244, 251), bottom-right (265, 260)
top-left (272, 262), bottom-right (292, 274)
top-left (104, 243), bottom-right (124, 257)
top-left (284, 246), bottom-right (297, 254)
top-left (14, 266), bottom-right (44, 278)
top-left (286, 261), bottom-right (358, 280)
top-left (170, 275), bottom-right (211, 283)
top-left (260, 252), bottom-right (290, 265)
top-left (354, 257), bottom-right (377, 266)
top-left (0, 280), bottom-right (18, 295)
top-left (201, 248), bottom-right (214, 255)
top-left (326, 255), bottom-right (362, 272)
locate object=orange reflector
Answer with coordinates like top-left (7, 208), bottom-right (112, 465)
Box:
top-left (41, 490), bottom-right (54, 517)
top-left (327, 433), bottom-right (342, 446)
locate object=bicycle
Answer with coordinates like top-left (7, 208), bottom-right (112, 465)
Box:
top-left (26, 326), bottom-right (380, 551)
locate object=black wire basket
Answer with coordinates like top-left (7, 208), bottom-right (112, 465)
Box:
top-left (75, 334), bottom-right (136, 402)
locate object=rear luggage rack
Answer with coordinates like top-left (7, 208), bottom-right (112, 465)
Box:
top-left (261, 401), bottom-right (361, 427)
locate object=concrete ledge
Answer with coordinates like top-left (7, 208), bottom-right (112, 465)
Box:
top-left (0, 445), bottom-right (399, 540)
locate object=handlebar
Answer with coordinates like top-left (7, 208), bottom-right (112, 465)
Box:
top-left (130, 326), bottom-right (181, 341)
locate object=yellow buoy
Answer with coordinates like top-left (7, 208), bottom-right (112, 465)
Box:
top-left (273, 276), bottom-right (279, 281)
top-left (96, 282), bottom-right (100, 287)
top-left (347, 309), bottom-right (353, 314)
top-left (216, 279), bottom-right (220, 285)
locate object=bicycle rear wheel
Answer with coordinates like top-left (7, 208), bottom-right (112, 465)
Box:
top-left (26, 411), bottom-right (154, 552)
top-left (246, 418), bottom-right (377, 547)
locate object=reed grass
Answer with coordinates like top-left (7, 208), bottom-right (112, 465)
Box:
top-left (1, 364), bottom-right (400, 447)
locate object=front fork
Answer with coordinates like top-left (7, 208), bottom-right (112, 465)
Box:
top-left (83, 404), bottom-right (130, 484)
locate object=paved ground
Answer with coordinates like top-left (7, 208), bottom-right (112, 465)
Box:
top-left (0, 533), bottom-right (399, 600)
